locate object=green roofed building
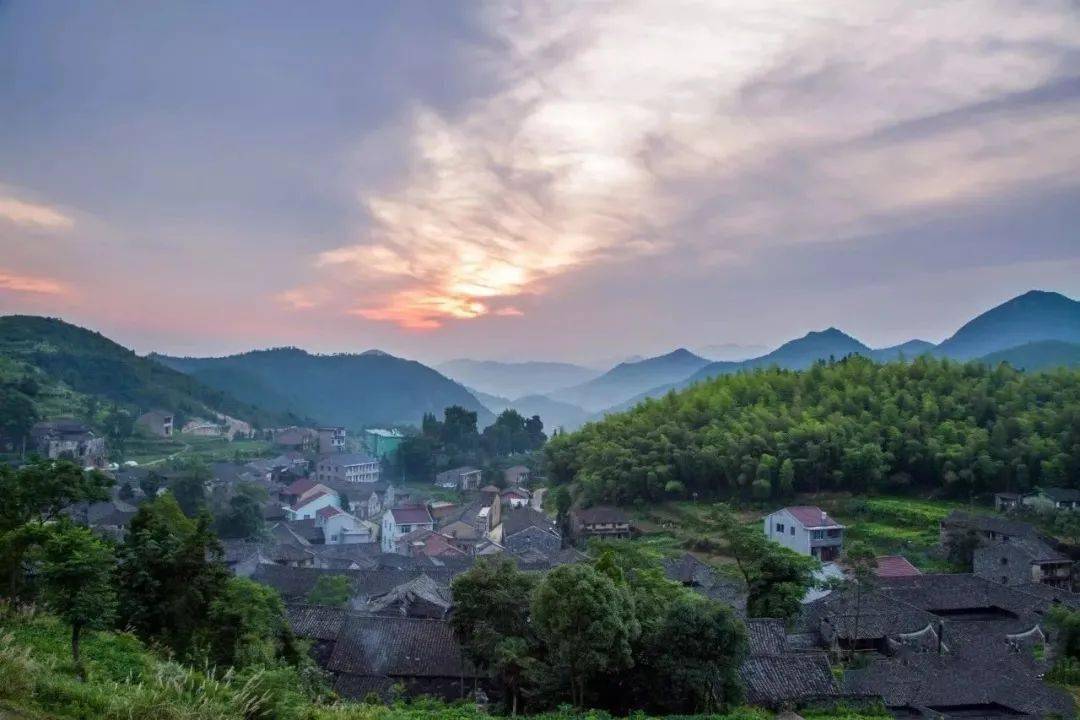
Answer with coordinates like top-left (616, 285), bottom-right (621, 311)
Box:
top-left (363, 428), bottom-right (404, 459)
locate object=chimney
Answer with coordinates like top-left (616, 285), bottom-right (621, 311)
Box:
top-left (821, 509), bottom-right (827, 524)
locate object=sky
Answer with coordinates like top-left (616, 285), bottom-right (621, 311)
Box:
top-left (1, 0), bottom-right (1078, 366)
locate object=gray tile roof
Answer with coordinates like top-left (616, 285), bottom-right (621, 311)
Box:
top-left (746, 618), bottom-right (788, 656)
top-left (326, 615), bottom-right (470, 678)
top-left (740, 654), bottom-right (838, 708)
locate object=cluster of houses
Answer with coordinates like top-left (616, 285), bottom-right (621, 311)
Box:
top-left (756, 500), bottom-right (1080, 716)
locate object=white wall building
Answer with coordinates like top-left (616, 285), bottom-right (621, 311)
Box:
top-left (381, 506), bottom-right (435, 553)
top-left (763, 505), bottom-right (845, 561)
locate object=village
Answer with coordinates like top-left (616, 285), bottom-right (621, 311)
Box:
top-left (34, 412), bottom-right (1080, 717)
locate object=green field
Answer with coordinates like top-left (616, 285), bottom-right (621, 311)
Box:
top-left (122, 434), bottom-right (276, 466)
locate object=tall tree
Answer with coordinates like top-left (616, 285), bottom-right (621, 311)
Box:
top-left (114, 495), bottom-right (228, 659)
top-left (36, 523), bottom-right (117, 679)
top-left (531, 563), bottom-right (639, 707)
top-left (307, 575), bottom-right (351, 607)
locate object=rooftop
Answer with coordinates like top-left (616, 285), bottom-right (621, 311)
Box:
top-left (783, 505), bottom-right (843, 529)
top-left (390, 506), bottom-right (434, 525)
top-left (874, 555), bottom-right (922, 578)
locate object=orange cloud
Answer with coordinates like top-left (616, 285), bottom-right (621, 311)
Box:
top-left (0, 196), bottom-right (73, 230)
top-left (0, 269), bottom-right (69, 295)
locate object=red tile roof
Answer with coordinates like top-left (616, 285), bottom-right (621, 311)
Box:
top-left (390, 506), bottom-right (433, 525)
top-left (874, 555), bottom-right (922, 578)
top-left (293, 489), bottom-right (330, 510)
top-left (784, 506), bottom-right (843, 529)
top-left (317, 505), bottom-right (345, 519)
top-left (284, 477), bottom-right (318, 497)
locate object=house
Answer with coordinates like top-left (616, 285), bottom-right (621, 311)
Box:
top-left (994, 492), bottom-right (1024, 512)
top-left (662, 553), bottom-right (747, 615)
top-left (763, 506), bottom-right (844, 561)
top-left (503, 465), bottom-right (530, 486)
top-left (939, 510), bottom-right (1039, 545)
top-left (381, 506), bottom-right (435, 553)
top-left (363, 574), bottom-right (453, 619)
top-left (326, 615), bottom-right (479, 701)
top-left (30, 420), bottom-right (107, 466)
top-left (571, 505), bottom-right (632, 541)
top-left (501, 486), bottom-right (531, 508)
top-left (434, 466), bottom-right (482, 491)
top-left (280, 478), bottom-right (342, 521)
top-left (974, 537), bottom-right (1073, 589)
top-left (274, 427), bottom-right (316, 451)
top-left (1023, 487), bottom-right (1080, 511)
top-left (316, 452), bottom-right (381, 484)
top-left (318, 427), bottom-right (347, 454)
top-left (740, 618), bottom-right (838, 709)
top-left (316, 506), bottom-right (378, 545)
top-left (135, 410), bottom-right (173, 437)
top-left (353, 483), bottom-right (397, 520)
top-left (495, 507), bottom-right (561, 557)
top-left (874, 555), bottom-right (922, 579)
top-left (393, 528), bottom-right (469, 559)
top-left (363, 428), bottom-right (404, 459)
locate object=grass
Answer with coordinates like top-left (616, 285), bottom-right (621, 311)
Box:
top-left (121, 435), bottom-right (276, 466)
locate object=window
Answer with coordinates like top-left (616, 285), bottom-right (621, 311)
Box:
top-left (1001, 576), bottom-right (1008, 584)
top-left (776, 523), bottom-right (785, 533)
top-left (1000, 557), bottom-right (1008, 565)
top-left (790, 526), bottom-right (795, 536)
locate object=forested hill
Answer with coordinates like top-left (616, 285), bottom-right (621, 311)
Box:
top-left (155, 347), bottom-right (494, 429)
top-left (0, 315), bottom-right (285, 427)
top-left (545, 355), bottom-right (1080, 505)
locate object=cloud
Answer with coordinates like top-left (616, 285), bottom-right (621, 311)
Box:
top-left (0, 195), bottom-right (73, 230)
top-left (0, 268), bottom-right (68, 295)
top-left (252, 1), bottom-right (1080, 331)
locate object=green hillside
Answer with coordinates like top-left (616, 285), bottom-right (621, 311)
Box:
top-left (155, 347), bottom-right (494, 429)
top-left (546, 355), bottom-right (1080, 505)
top-left (0, 315), bottom-right (288, 434)
top-left (977, 340), bottom-right (1080, 371)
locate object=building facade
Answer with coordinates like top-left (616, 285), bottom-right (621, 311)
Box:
top-left (763, 506), bottom-right (845, 561)
top-left (317, 452), bottom-right (381, 484)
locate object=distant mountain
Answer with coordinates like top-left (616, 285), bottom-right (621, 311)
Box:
top-left (583, 354), bottom-right (643, 371)
top-left (0, 315), bottom-right (283, 426)
top-left (694, 343), bottom-right (771, 361)
top-left (504, 394), bottom-right (591, 432)
top-left (155, 348), bottom-right (493, 429)
top-left (935, 290), bottom-right (1080, 360)
top-left (551, 348), bottom-right (711, 412)
top-left (976, 340), bottom-right (1080, 372)
top-left (870, 339), bottom-right (937, 362)
top-left (689, 328), bottom-right (870, 384)
top-left (437, 359), bottom-right (598, 399)
top-left (468, 388), bottom-right (511, 414)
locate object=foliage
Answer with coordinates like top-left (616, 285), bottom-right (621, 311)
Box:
top-left (215, 483), bottom-right (267, 540)
top-left (206, 577), bottom-right (292, 669)
top-left (531, 563), bottom-right (640, 707)
top-left (714, 507), bottom-right (817, 620)
top-left (307, 575), bottom-right (352, 607)
top-left (114, 494), bottom-right (230, 661)
top-left (0, 459), bottom-right (112, 533)
top-left (546, 356), bottom-right (1080, 503)
top-left (34, 523), bottom-right (117, 675)
top-left (481, 409), bottom-right (547, 456)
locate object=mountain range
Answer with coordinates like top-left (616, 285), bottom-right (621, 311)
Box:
top-left (154, 348), bottom-right (493, 429)
top-left (2, 289), bottom-right (1076, 437)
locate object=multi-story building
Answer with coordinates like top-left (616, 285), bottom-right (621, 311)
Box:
top-left (318, 426), bottom-right (347, 454)
top-left (363, 428), bottom-right (404, 459)
top-left (316, 452), bottom-right (381, 484)
top-left (381, 506), bottom-right (435, 553)
top-left (763, 506), bottom-right (845, 561)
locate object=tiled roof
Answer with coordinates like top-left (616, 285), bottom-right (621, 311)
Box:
top-left (287, 604), bottom-right (348, 640)
top-left (327, 616), bottom-right (469, 678)
top-left (740, 654), bottom-right (838, 708)
top-left (661, 553), bottom-right (748, 614)
top-left (940, 510), bottom-right (1037, 538)
top-left (1038, 486), bottom-right (1080, 503)
top-left (874, 555), bottom-right (922, 578)
top-left (746, 618), bottom-right (788, 656)
top-left (293, 488), bottom-right (331, 510)
top-left (317, 505), bottom-right (345, 519)
top-left (784, 506), bottom-right (842, 529)
top-left (573, 505), bottom-right (630, 524)
top-left (501, 507), bottom-right (558, 538)
top-left (391, 506), bottom-right (433, 525)
top-left (283, 477), bottom-right (318, 496)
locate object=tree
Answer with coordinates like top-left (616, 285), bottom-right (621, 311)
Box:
top-left (640, 595), bottom-right (746, 713)
top-left (943, 525), bottom-right (982, 571)
top-left (715, 507), bottom-right (817, 620)
top-left (214, 483), bottom-right (266, 540)
top-left (778, 458), bottom-right (795, 497)
top-left (36, 524), bottom-right (116, 679)
top-left (0, 386), bottom-right (38, 455)
top-left (531, 563), bottom-right (639, 707)
top-left (114, 495), bottom-right (229, 659)
top-left (0, 460), bottom-right (112, 533)
top-left (102, 405), bottom-right (135, 460)
top-left (451, 558), bottom-right (539, 714)
top-left (843, 542), bottom-right (878, 662)
top-left (307, 575), bottom-right (351, 607)
top-left (170, 474), bottom-right (207, 517)
top-left (206, 576), bottom-right (289, 668)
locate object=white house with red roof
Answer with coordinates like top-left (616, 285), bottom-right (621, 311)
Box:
top-left (280, 477), bottom-right (342, 521)
top-left (315, 505), bottom-right (377, 545)
top-left (763, 505), bottom-right (845, 561)
top-left (381, 505), bottom-right (435, 553)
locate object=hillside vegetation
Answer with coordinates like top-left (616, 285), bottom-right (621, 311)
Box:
top-left (545, 356), bottom-right (1080, 505)
top-left (156, 348), bottom-right (493, 429)
top-left (0, 316), bottom-right (286, 431)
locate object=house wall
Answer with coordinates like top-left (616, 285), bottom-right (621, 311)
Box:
top-left (763, 510), bottom-right (811, 555)
top-left (291, 492), bottom-right (340, 521)
top-left (974, 544), bottom-right (1032, 586)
